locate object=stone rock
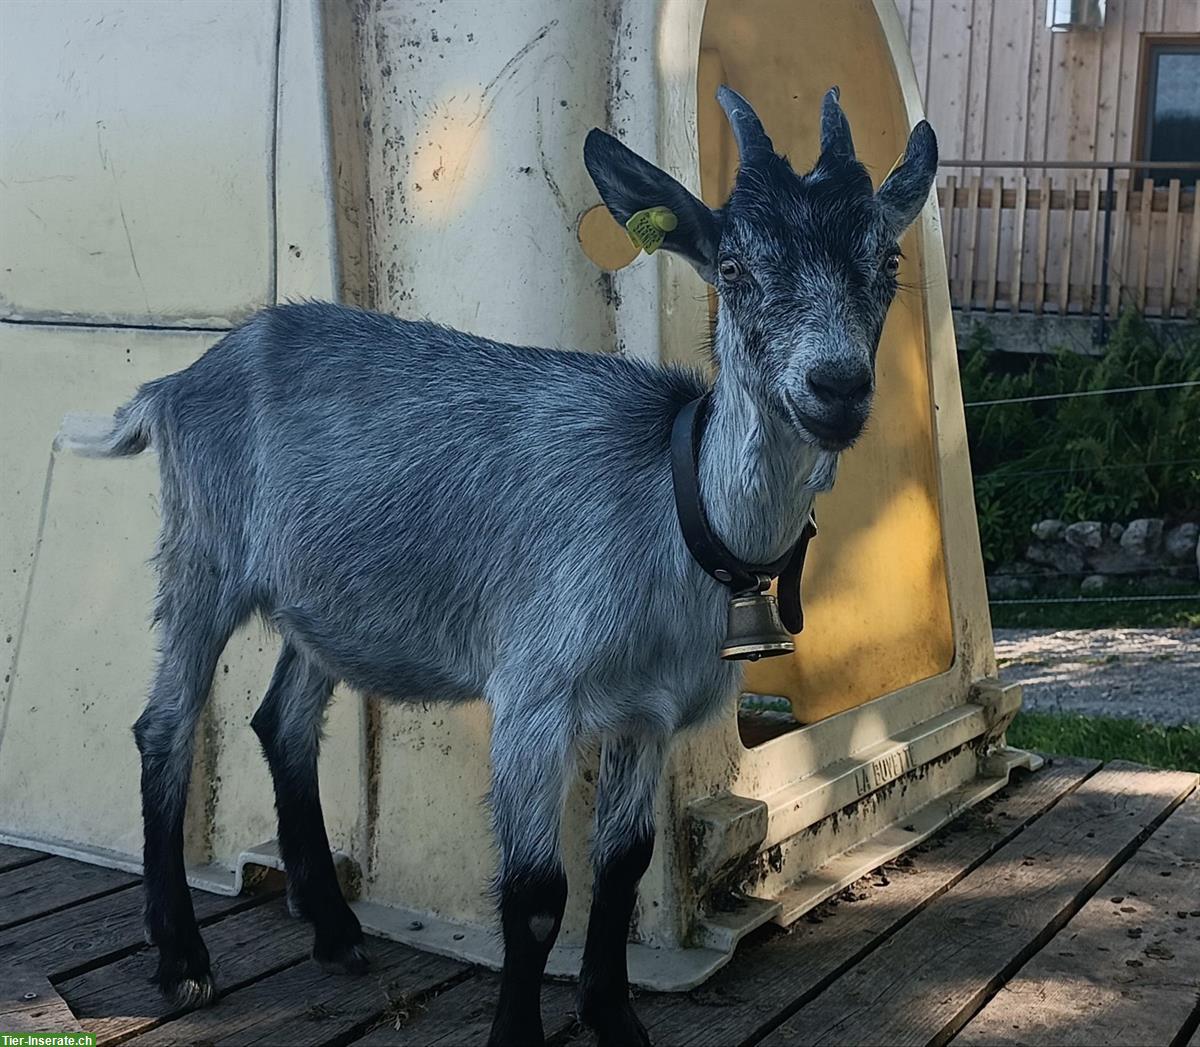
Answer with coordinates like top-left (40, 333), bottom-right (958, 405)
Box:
top-left (1080, 574), bottom-right (1109, 595)
top-left (1031, 519), bottom-right (1066, 541)
top-left (1120, 518), bottom-right (1164, 558)
top-left (987, 574), bottom-right (1035, 599)
top-left (1064, 521), bottom-right (1104, 550)
top-left (1025, 541), bottom-right (1085, 575)
top-left (1164, 522), bottom-right (1199, 562)
top-left (1109, 522), bottom-right (1125, 541)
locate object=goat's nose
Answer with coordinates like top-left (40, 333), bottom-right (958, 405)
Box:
top-left (806, 364), bottom-right (873, 406)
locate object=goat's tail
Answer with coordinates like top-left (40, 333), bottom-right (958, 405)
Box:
top-left (56, 386), bottom-right (162, 459)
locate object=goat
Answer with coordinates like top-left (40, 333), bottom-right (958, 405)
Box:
top-left (63, 87), bottom-right (936, 1047)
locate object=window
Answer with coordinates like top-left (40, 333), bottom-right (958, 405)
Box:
top-left (1138, 38), bottom-right (1200, 186)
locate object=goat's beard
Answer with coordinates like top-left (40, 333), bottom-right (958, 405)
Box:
top-left (803, 450), bottom-right (840, 492)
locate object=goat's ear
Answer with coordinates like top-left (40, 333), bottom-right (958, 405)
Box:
top-left (877, 121), bottom-right (938, 235)
top-left (584, 129), bottom-right (722, 283)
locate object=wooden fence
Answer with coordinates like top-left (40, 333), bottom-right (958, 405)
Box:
top-left (937, 163), bottom-right (1200, 321)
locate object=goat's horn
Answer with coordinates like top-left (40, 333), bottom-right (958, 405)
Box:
top-left (717, 85), bottom-right (774, 161)
top-left (820, 86), bottom-right (856, 162)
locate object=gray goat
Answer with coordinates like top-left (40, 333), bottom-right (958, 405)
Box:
top-left (64, 87), bottom-right (936, 1046)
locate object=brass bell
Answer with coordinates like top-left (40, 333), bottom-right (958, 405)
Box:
top-left (720, 591), bottom-right (796, 661)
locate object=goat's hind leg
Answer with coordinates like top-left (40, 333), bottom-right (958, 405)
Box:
top-left (251, 643), bottom-right (367, 973)
top-left (578, 734), bottom-right (668, 1047)
top-left (134, 589), bottom-right (238, 1007)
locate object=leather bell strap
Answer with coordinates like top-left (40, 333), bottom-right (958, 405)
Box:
top-left (670, 395), bottom-right (816, 634)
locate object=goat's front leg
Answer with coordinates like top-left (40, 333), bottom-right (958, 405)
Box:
top-left (578, 735), bottom-right (667, 1047)
top-left (251, 644), bottom-right (366, 973)
top-left (486, 707), bottom-right (574, 1047)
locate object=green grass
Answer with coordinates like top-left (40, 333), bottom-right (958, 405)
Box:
top-left (1008, 711), bottom-right (1200, 772)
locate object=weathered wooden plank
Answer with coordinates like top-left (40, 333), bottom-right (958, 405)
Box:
top-left (963, 175), bottom-right (981, 310)
top-left (63, 898), bottom-right (313, 1043)
top-left (984, 2), bottom-right (1032, 165)
top-left (0, 844), bottom-right (50, 873)
top-left (1024, 0), bottom-right (1053, 163)
top-left (0, 970), bottom-right (79, 1034)
top-left (0, 877), bottom-right (270, 978)
top-left (635, 758), bottom-right (1100, 1047)
top-left (1093, 0), bottom-right (1123, 161)
top-left (759, 762), bottom-right (1197, 1047)
top-left (943, 174), bottom-right (958, 277)
top-left (350, 973), bottom-right (578, 1047)
top-left (121, 938), bottom-right (467, 1047)
top-left (962, 0), bottom-right (993, 166)
top-left (986, 177), bottom-right (1004, 312)
top-left (906, 0), bottom-right (934, 109)
top-left (1059, 175), bottom-right (1076, 315)
top-left (924, 0), bottom-right (971, 176)
top-left (1010, 175), bottom-right (1028, 313)
top-left (1036, 175), bottom-right (1052, 314)
top-left (1137, 179), bottom-right (1155, 312)
top-left (1083, 176), bottom-right (1101, 313)
top-left (957, 794), bottom-right (1200, 1047)
top-left (1164, 178), bottom-right (1182, 316)
top-left (1164, 0), bottom-right (1200, 32)
top-left (0, 856), bottom-right (137, 930)
top-left (1109, 178), bottom-right (1129, 320)
top-left (1110, 0), bottom-right (1144, 163)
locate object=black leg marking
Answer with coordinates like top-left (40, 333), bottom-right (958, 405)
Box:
top-left (488, 867), bottom-right (568, 1047)
top-left (134, 590), bottom-right (238, 1009)
top-left (251, 644), bottom-right (367, 974)
top-left (578, 831), bottom-right (654, 1047)
top-left (577, 736), bottom-right (666, 1047)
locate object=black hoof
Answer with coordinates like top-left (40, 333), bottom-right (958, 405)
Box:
top-left (155, 938), bottom-right (217, 1010)
top-left (487, 1016), bottom-right (545, 1047)
top-left (585, 1002), bottom-right (651, 1047)
top-left (315, 939), bottom-right (370, 975)
top-left (313, 910), bottom-right (370, 975)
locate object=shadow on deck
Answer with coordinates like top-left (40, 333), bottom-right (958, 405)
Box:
top-left (2, 756), bottom-right (1198, 1047)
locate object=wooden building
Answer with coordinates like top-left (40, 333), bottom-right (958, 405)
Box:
top-left (896, 0), bottom-right (1200, 331)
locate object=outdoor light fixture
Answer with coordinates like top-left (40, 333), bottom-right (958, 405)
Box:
top-left (1047, 0), bottom-right (1106, 31)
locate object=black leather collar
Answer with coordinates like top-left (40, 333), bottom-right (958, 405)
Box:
top-left (670, 394), bottom-right (816, 634)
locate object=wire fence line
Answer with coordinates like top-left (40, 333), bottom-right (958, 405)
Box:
top-left (972, 379), bottom-right (1200, 605)
top-left (990, 566), bottom-right (1197, 579)
top-left (989, 594), bottom-right (1200, 606)
top-left (964, 379), bottom-right (1200, 409)
top-left (978, 456), bottom-right (1200, 480)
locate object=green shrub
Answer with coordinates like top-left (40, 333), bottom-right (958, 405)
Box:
top-left (960, 312), bottom-right (1200, 567)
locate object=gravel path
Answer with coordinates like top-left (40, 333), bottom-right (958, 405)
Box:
top-left (994, 627), bottom-right (1200, 727)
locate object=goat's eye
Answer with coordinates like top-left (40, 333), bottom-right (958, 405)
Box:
top-left (718, 258), bottom-right (743, 282)
top-left (884, 251), bottom-right (902, 277)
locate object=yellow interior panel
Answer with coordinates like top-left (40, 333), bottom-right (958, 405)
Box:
top-left (698, 0), bottom-right (955, 723)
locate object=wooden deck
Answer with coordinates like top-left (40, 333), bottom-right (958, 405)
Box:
top-left (2, 756), bottom-right (1198, 1046)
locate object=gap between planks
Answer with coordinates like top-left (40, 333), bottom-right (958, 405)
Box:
top-left (581, 756), bottom-right (1102, 1047)
top-left (0, 856), bottom-right (138, 932)
top-left (957, 792), bottom-right (1200, 1047)
top-left (757, 761), bottom-right (1197, 1047)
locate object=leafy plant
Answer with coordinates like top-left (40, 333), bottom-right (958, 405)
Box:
top-left (960, 312), bottom-right (1200, 567)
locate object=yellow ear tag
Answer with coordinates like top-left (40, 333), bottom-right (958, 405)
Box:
top-left (625, 207), bottom-right (678, 255)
